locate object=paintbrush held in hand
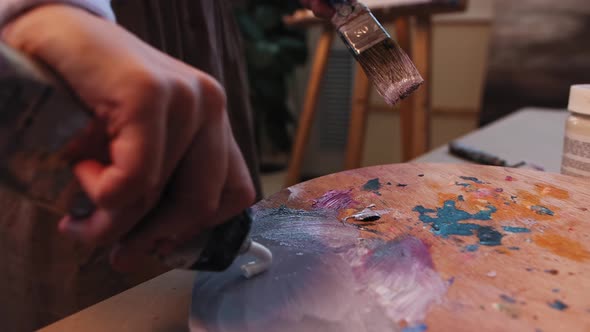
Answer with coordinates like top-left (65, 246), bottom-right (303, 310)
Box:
top-left (330, 0), bottom-right (423, 105)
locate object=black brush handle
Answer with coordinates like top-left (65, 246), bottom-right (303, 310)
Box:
top-left (448, 141), bottom-right (507, 167)
top-left (189, 209), bottom-right (252, 271)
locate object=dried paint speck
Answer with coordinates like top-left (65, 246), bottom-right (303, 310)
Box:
top-left (500, 294), bottom-right (517, 304)
top-left (502, 226), bottom-right (531, 233)
top-left (459, 176), bottom-right (486, 184)
top-left (402, 324), bottom-right (428, 332)
top-left (531, 205), bottom-right (554, 216)
top-left (548, 300), bottom-right (568, 311)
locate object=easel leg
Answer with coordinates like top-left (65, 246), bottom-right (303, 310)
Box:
top-left (284, 27), bottom-right (334, 187)
top-left (344, 63), bottom-right (371, 170)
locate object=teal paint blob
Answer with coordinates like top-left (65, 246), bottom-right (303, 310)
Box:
top-left (502, 226), bottom-right (531, 233)
top-left (413, 200), bottom-right (501, 246)
top-left (464, 244), bottom-right (479, 252)
top-left (477, 226), bottom-right (503, 246)
top-left (531, 205), bottom-right (554, 216)
top-left (363, 178), bottom-right (382, 195)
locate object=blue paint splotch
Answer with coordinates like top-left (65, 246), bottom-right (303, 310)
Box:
top-left (503, 226), bottom-right (531, 233)
top-left (363, 178), bottom-right (382, 196)
top-left (531, 205), bottom-right (554, 216)
top-left (413, 200), bottom-right (502, 246)
top-left (402, 323), bottom-right (428, 332)
top-left (500, 294), bottom-right (517, 304)
top-left (464, 244), bottom-right (479, 252)
top-left (548, 300), bottom-right (569, 311)
top-left (460, 176), bottom-right (486, 184)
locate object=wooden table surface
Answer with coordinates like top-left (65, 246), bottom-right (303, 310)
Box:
top-left (42, 163), bottom-right (590, 332)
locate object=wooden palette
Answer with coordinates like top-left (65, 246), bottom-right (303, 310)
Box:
top-left (190, 163), bottom-right (590, 332)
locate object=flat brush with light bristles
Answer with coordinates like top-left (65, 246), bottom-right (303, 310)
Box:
top-left (329, 0), bottom-right (423, 105)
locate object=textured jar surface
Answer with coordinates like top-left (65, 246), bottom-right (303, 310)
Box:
top-left (561, 112), bottom-right (590, 178)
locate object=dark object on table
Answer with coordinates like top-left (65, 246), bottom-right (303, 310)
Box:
top-left (448, 141), bottom-right (527, 168)
top-left (449, 142), bottom-right (507, 166)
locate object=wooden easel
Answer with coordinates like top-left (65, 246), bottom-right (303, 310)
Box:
top-left (283, 0), bottom-right (467, 187)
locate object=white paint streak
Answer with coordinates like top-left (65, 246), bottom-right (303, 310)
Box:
top-left (189, 208), bottom-right (448, 331)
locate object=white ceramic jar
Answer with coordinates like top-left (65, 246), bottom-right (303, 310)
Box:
top-left (561, 84), bottom-right (590, 177)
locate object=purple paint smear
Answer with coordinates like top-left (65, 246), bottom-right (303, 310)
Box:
top-left (312, 189), bottom-right (357, 211)
top-left (189, 207), bottom-right (447, 332)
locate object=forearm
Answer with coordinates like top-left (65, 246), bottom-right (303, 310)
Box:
top-left (0, 0), bottom-right (114, 25)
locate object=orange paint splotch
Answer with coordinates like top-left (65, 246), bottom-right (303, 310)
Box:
top-left (535, 184), bottom-right (570, 200)
top-left (495, 247), bottom-right (512, 256)
top-left (454, 188), bottom-right (556, 221)
top-left (534, 234), bottom-right (590, 262)
top-left (516, 190), bottom-right (541, 206)
top-left (438, 193), bottom-right (459, 205)
top-left (428, 181), bottom-right (442, 190)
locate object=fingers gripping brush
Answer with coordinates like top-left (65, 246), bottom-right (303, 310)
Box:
top-left (329, 0), bottom-right (424, 105)
top-left (0, 42), bottom-right (272, 278)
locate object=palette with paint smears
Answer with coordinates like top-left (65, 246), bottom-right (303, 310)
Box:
top-left (189, 164), bottom-right (590, 332)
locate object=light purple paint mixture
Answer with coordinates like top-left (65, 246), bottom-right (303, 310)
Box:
top-left (189, 207), bottom-right (447, 332)
top-left (312, 189), bottom-right (358, 211)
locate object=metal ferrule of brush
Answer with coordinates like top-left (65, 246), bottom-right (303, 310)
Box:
top-left (331, 3), bottom-right (389, 56)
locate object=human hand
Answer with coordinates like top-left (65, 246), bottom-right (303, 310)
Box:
top-left (2, 4), bottom-right (256, 271)
top-left (300, 0), bottom-right (335, 18)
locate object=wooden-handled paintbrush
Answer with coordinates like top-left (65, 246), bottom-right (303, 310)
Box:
top-left (329, 0), bottom-right (423, 105)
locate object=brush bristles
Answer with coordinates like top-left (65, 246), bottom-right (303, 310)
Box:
top-left (356, 39), bottom-right (424, 106)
